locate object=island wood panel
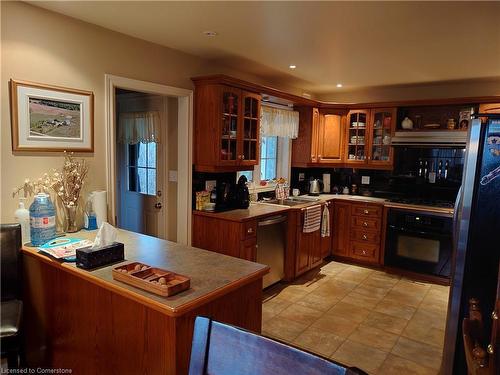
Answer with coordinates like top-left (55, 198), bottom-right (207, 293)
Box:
top-left (23, 252), bottom-right (262, 375)
top-left (191, 214), bottom-right (243, 258)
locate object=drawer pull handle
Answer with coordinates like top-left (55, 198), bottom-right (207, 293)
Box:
top-left (364, 209), bottom-right (369, 214)
top-left (247, 228), bottom-right (254, 234)
top-left (362, 250), bottom-right (367, 255)
top-left (363, 222), bottom-right (368, 227)
top-left (362, 234), bottom-right (368, 240)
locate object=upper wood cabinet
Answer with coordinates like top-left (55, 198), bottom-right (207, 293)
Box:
top-left (194, 83), bottom-right (261, 172)
top-left (345, 108), bottom-right (396, 169)
top-left (479, 103), bottom-right (500, 114)
top-left (291, 107), bottom-right (346, 167)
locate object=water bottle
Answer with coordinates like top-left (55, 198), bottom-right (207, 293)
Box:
top-left (30, 193), bottom-right (56, 246)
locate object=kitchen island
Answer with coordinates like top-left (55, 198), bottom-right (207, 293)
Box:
top-left (22, 229), bottom-right (269, 375)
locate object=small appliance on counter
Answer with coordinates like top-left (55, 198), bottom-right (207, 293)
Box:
top-left (215, 181), bottom-right (235, 211)
top-left (308, 178), bottom-right (323, 196)
top-left (234, 175), bottom-right (250, 209)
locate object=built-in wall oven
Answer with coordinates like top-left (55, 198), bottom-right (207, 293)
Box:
top-left (385, 208), bottom-right (453, 278)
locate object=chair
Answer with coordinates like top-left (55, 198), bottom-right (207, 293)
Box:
top-left (188, 316), bottom-right (368, 375)
top-left (1, 224), bottom-right (23, 368)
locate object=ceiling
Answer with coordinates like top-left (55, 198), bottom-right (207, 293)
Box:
top-left (30, 1), bottom-right (500, 94)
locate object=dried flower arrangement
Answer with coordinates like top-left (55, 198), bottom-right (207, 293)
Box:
top-left (13, 152), bottom-right (89, 207)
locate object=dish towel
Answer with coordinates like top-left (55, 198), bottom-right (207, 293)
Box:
top-left (303, 205), bottom-right (322, 233)
top-left (321, 205), bottom-right (330, 238)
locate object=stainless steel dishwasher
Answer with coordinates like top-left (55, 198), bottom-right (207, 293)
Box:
top-left (256, 214), bottom-right (287, 288)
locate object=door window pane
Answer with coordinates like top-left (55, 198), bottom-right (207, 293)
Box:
top-left (127, 142), bottom-right (157, 196)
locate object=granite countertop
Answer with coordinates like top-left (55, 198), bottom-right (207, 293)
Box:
top-left (22, 229), bottom-right (269, 316)
top-left (192, 203), bottom-right (290, 222)
top-left (313, 194), bottom-right (387, 204)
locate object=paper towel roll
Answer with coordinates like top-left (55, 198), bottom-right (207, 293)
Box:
top-left (91, 190), bottom-right (107, 228)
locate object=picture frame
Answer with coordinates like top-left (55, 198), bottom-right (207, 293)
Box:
top-left (9, 79), bottom-right (94, 152)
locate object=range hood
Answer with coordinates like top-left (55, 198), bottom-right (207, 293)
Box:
top-left (391, 130), bottom-right (467, 147)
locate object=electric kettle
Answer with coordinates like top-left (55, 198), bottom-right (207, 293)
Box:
top-left (308, 178), bottom-right (323, 196)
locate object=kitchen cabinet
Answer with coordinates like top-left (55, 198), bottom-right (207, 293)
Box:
top-left (346, 108), bottom-right (396, 169)
top-left (479, 103), bottom-right (500, 114)
top-left (193, 82), bottom-right (261, 172)
top-left (332, 200), bottom-right (383, 265)
top-left (291, 107), bottom-right (346, 167)
top-left (332, 202), bottom-right (351, 257)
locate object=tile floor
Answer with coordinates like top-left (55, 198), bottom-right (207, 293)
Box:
top-left (262, 261), bottom-right (449, 375)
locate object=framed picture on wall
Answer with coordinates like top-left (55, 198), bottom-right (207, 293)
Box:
top-left (9, 79), bottom-right (94, 152)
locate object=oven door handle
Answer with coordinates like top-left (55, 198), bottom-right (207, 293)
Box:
top-left (388, 225), bottom-right (450, 239)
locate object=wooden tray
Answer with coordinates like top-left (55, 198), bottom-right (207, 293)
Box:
top-left (112, 262), bottom-right (190, 297)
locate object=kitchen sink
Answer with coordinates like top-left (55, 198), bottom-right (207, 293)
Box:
top-left (260, 197), bottom-right (320, 207)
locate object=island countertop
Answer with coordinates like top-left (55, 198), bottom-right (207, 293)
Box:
top-left (22, 228), bottom-right (269, 317)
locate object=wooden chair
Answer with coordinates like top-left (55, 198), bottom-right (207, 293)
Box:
top-left (188, 316), bottom-right (367, 375)
top-left (462, 261), bottom-right (499, 375)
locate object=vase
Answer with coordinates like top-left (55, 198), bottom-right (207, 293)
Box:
top-left (64, 205), bottom-right (78, 233)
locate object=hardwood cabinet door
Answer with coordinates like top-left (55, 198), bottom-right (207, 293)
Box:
top-left (295, 231), bottom-right (311, 276)
top-left (240, 238), bottom-right (257, 262)
top-left (345, 110), bottom-right (369, 167)
top-left (239, 92), bottom-right (261, 166)
top-left (309, 230), bottom-right (323, 269)
top-left (219, 86), bottom-right (242, 166)
top-left (318, 114), bottom-right (345, 164)
top-left (367, 108), bottom-right (396, 168)
top-left (320, 203), bottom-right (334, 258)
top-left (291, 107), bottom-right (315, 167)
top-left (332, 202), bottom-right (351, 257)
top-left (310, 108), bottom-right (320, 163)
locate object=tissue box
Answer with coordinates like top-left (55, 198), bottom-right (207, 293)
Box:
top-left (76, 242), bottom-right (124, 270)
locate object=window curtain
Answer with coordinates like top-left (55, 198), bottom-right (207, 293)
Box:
top-left (260, 105), bottom-right (299, 139)
top-left (118, 111), bottom-right (161, 144)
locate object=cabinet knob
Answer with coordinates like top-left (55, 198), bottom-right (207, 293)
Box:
top-left (247, 228), bottom-right (254, 234)
top-left (362, 250), bottom-right (367, 255)
top-left (364, 209), bottom-right (369, 214)
top-left (241, 155), bottom-right (245, 160)
top-left (362, 234), bottom-right (368, 240)
top-left (237, 155), bottom-right (242, 160)
top-left (318, 155), bottom-right (322, 159)
top-left (363, 222), bottom-right (368, 227)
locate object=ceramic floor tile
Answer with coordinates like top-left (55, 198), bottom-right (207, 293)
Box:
top-left (391, 336), bottom-right (443, 370)
top-left (354, 283), bottom-right (391, 299)
top-left (362, 311), bottom-right (409, 335)
top-left (335, 266), bottom-right (374, 284)
top-left (348, 324), bottom-right (400, 352)
top-left (262, 297), bottom-right (292, 316)
top-left (262, 315), bottom-right (310, 342)
top-left (278, 303), bottom-right (324, 324)
top-left (341, 291), bottom-right (383, 309)
top-left (273, 286), bottom-right (309, 303)
top-left (313, 279), bottom-right (356, 299)
top-left (377, 353), bottom-right (438, 375)
top-left (383, 289), bottom-right (426, 308)
top-left (374, 300), bottom-right (417, 320)
top-left (392, 280), bottom-right (431, 298)
top-left (332, 339), bottom-right (388, 374)
top-left (402, 310), bottom-right (446, 348)
top-left (293, 326), bottom-right (345, 358)
top-left (359, 275), bottom-right (398, 290)
top-left (326, 301), bottom-right (371, 323)
top-left (310, 313), bottom-right (359, 338)
top-left (295, 291), bottom-right (340, 312)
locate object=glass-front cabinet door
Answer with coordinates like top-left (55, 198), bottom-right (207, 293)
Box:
top-left (220, 88), bottom-right (240, 164)
top-left (368, 108), bottom-right (396, 167)
top-left (346, 110), bottom-right (369, 165)
top-left (240, 92), bottom-right (260, 165)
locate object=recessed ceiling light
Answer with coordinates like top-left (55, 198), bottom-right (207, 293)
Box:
top-left (289, 65), bottom-right (296, 69)
top-left (336, 83), bottom-right (343, 88)
top-left (202, 31), bottom-right (218, 37)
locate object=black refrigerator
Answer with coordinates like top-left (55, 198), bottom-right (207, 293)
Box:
top-left (443, 115), bottom-right (500, 374)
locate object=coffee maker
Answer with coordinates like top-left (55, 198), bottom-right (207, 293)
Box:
top-left (215, 182), bottom-right (234, 211)
top-left (234, 175), bottom-right (250, 209)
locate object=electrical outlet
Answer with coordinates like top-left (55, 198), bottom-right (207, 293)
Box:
top-left (361, 176), bottom-right (370, 185)
top-left (299, 173), bottom-right (305, 181)
top-left (169, 170), bottom-right (178, 182)
top-left (205, 180), bottom-right (216, 191)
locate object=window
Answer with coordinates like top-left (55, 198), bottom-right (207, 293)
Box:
top-left (237, 136), bottom-right (290, 188)
top-left (128, 142), bottom-right (156, 195)
top-left (260, 136), bottom-right (278, 181)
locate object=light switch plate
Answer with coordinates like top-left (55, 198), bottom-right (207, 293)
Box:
top-left (299, 173), bottom-right (305, 181)
top-left (361, 176), bottom-right (370, 185)
top-left (205, 179), bottom-right (216, 191)
top-left (169, 170), bottom-right (178, 182)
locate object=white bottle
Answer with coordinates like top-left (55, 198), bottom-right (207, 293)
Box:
top-left (14, 198), bottom-right (31, 245)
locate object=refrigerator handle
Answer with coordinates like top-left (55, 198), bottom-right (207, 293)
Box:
top-left (453, 185), bottom-right (463, 245)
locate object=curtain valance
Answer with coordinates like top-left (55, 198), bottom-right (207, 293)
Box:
top-left (118, 111), bottom-right (161, 144)
top-left (260, 105), bottom-right (299, 139)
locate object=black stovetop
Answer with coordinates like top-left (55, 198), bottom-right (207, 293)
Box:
top-left (387, 197), bottom-right (455, 208)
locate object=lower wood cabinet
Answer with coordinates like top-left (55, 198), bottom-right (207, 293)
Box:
top-left (332, 200), bottom-right (383, 265)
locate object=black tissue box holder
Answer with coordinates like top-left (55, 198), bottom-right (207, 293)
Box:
top-left (76, 242), bottom-right (124, 270)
